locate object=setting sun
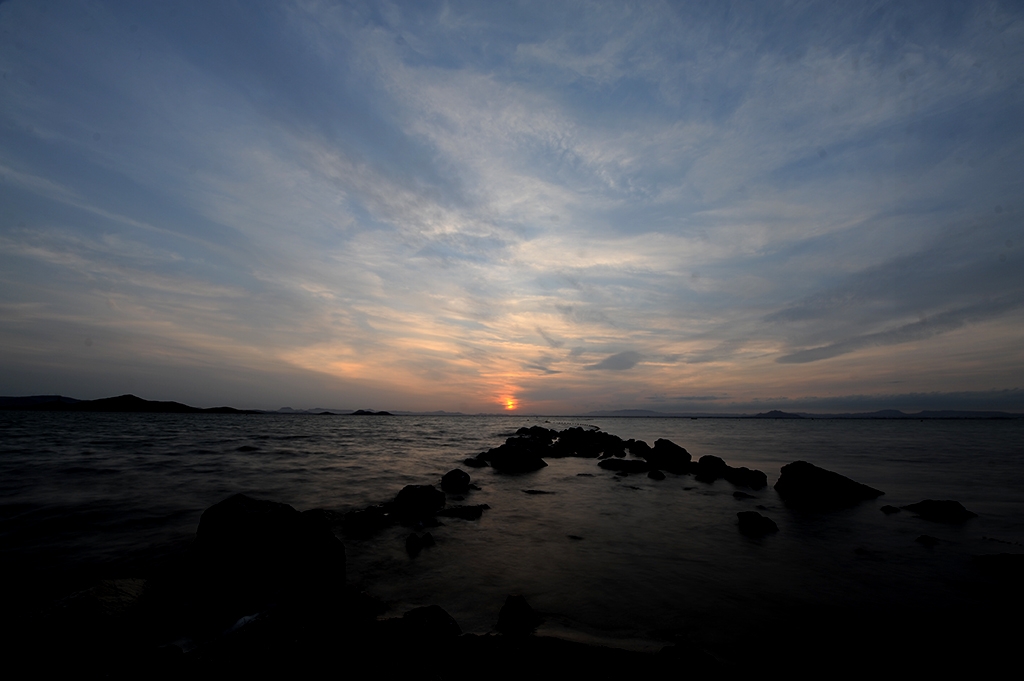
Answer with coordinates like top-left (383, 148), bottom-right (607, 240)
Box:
top-left (503, 397), bottom-right (518, 411)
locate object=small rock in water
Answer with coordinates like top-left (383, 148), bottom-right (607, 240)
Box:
top-left (441, 468), bottom-right (471, 493)
top-left (463, 457), bottom-right (488, 468)
top-left (902, 500), bottom-right (977, 523)
top-left (522, 489), bottom-right (555, 495)
top-left (881, 505), bottom-right (901, 514)
top-left (567, 535), bottom-right (584, 540)
top-left (737, 511), bottom-right (779, 537)
top-left (496, 594), bottom-right (542, 635)
top-left (733, 491), bottom-right (755, 500)
top-left (648, 470), bottom-right (666, 480)
top-left (915, 535), bottom-right (941, 547)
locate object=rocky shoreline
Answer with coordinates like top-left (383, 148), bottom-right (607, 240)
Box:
top-left (8, 425), bottom-right (1020, 677)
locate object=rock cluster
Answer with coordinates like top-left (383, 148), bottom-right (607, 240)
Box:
top-left (467, 426), bottom-right (768, 490)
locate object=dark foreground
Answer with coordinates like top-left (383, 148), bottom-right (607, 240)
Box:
top-left (6, 490), bottom-right (1022, 679)
top-left (5, 423), bottom-right (1023, 678)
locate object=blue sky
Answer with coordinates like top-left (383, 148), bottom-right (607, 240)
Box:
top-left (1, 0), bottom-right (1022, 413)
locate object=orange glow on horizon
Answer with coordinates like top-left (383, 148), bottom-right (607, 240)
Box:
top-left (503, 396), bottom-right (518, 411)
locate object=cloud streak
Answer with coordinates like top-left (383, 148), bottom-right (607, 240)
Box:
top-left (0, 0), bottom-right (1022, 411)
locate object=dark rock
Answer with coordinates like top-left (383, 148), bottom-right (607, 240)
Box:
top-left (551, 427), bottom-right (625, 458)
top-left (774, 461), bottom-right (884, 509)
top-left (625, 439), bottom-right (652, 457)
top-left (723, 466), bottom-right (768, 490)
top-left (522, 489), bottom-right (555, 495)
top-left (881, 505), bottom-right (901, 515)
top-left (693, 454), bottom-right (728, 482)
top-left (648, 470), bottom-right (666, 480)
top-left (901, 500), bottom-right (978, 523)
top-left (737, 511), bottom-right (779, 536)
top-left (392, 485), bottom-right (446, 522)
top-left (463, 456), bottom-right (488, 468)
top-left (598, 458), bottom-right (651, 474)
top-left (685, 455), bottom-right (767, 490)
top-left (733, 491), bottom-right (755, 500)
top-left (567, 535), bottom-right (584, 540)
top-left (644, 439), bottom-right (692, 474)
top-left (406, 533), bottom-right (423, 557)
top-left (915, 535), bottom-right (940, 547)
top-left (190, 494), bottom-right (346, 619)
top-left (421, 532), bottom-right (435, 548)
top-left (496, 594), bottom-right (542, 635)
top-left (480, 437), bottom-right (548, 473)
top-left (441, 468), bottom-right (472, 494)
top-left (437, 504), bottom-right (490, 520)
top-left (403, 605), bottom-right (462, 638)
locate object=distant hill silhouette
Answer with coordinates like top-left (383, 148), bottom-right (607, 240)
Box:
top-left (0, 394), bottom-right (260, 414)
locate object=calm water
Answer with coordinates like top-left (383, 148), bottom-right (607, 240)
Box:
top-left (2, 412), bottom-right (1023, 659)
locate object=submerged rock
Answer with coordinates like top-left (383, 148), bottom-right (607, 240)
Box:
top-left (437, 504), bottom-right (490, 520)
top-left (773, 461), bottom-right (884, 509)
top-left (902, 500), bottom-right (977, 523)
top-left (737, 511), bottom-right (779, 537)
top-left (881, 505), bottom-right (901, 515)
top-left (648, 469), bottom-right (666, 480)
top-left (496, 594), bottom-right (542, 635)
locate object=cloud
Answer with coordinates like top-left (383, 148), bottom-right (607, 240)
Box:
top-left (586, 351), bottom-right (641, 371)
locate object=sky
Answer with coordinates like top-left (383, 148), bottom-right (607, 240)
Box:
top-left (1, 0), bottom-right (1022, 414)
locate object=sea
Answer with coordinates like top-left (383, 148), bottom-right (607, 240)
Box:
top-left (2, 412), bottom-right (1022, 663)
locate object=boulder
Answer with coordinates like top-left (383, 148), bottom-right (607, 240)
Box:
top-left (901, 500), bottom-right (977, 523)
top-left (773, 461), bottom-right (884, 509)
top-left (190, 493), bottom-right (346, 618)
top-left (479, 438), bottom-right (548, 473)
top-left (915, 535), bottom-right (940, 547)
top-left (551, 427), bottom-right (625, 458)
top-left (880, 505), bottom-right (901, 515)
top-left (463, 456), bottom-right (488, 468)
top-left (496, 595), bottom-right (542, 635)
top-left (625, 439), bottom-right (653, 457)
top-left (392, 485), bottom-right (446, 522)
top-left (648, 470), bottom-right (666, 481)
top-left (644, 439), bottom-right (692, 474)
top-left (737, 511), bottom-right (779, 537)
top-left (441, 469), bottom-right (472, 494)
top-left (686, 456), bottom-right (767, 490)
